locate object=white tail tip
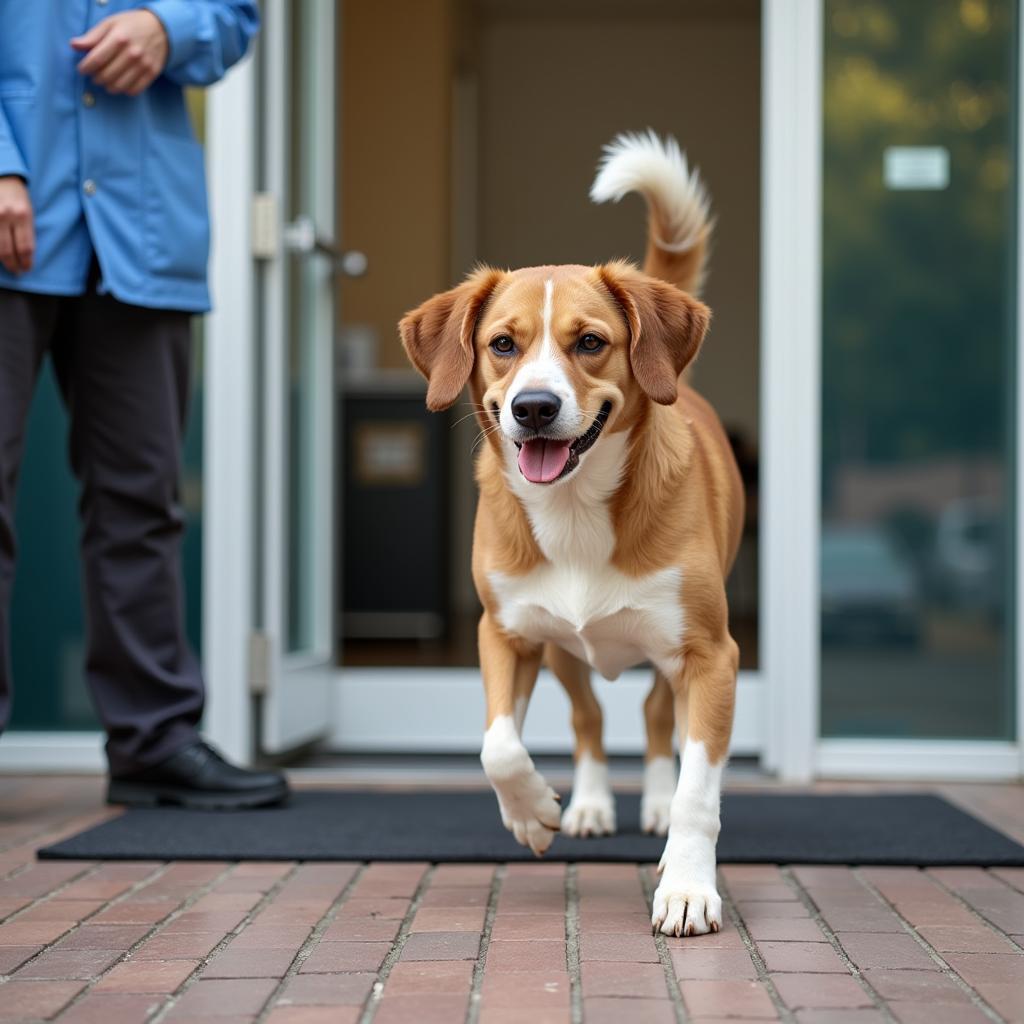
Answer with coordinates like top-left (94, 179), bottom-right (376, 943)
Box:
top-left (590, 129), bottom-right (711, 253)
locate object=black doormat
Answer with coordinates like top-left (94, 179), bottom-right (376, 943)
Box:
top-left (37, 790), bottom-right (1024, 865)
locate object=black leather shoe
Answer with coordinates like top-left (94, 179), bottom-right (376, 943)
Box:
top-left (107, 740), bottom-right (289, 810)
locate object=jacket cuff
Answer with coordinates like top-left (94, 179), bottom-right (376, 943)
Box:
top-left (140, 0), bottom-right (202, 71)
top-left (0, 138), bottom-right (28, 182)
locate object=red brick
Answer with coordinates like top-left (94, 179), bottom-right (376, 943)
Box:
top-left (794, 1011), bottom-right (886, 1024)
top-left (942, 951), bottom-right (1024, 986)
top-left (758, 941), bottom-right (847, 974)
top-left (579, 931), bottom-right (659, 963)
top-left (0, 979), bottom-right (86, 1019)
top-left (399, 930), bottom-right (480, 961)
top-left (576, 911), bottom-right (652, 934)
top-left (861, 970), bottom-right (971, 1003)
top-left (387, 961), bottom-right (474, 995)
top-left (671, 947), bottom-right (758, 980)
top-left (15, 947), bottom-right (121, 979)
top-left (485, 938), bottom-right (566, 973)
top-left (334, 897), bottom-right (411, 919)
top-left (792, 868), bottom-right (865, 890)
top-left (91, 900), bottom-right (179, 925)
top-left (299, 940), bottom-right (390, 973)
top-left (276, 972), bottom-right (377, 1005)
top-left (838, 932), bottom-right (935, 971)
top-left (746, 918), bottom-right (826, 942)
top-left (0, 919), bottom-right (76, 944)
top-left (321, 916), bottom-right (400, 941)
top-left (817, 906), bottom-right (905, 933)
top-left (680, 978), bottom-right (777, 1019)
top-left (890, 1001), bottom-right (991, 1024)
top-left (164, 911), bottom-right (248, 933)
top-left (915, 925), bottom-right (1014, 954)
top-left (489, 912), bottom-right (564, 940)
top-left (479, 1010), bottom-right (570, 1024)
top-left (418, 887), bottom-right (490, 909)
top-left (59, 992), bottom-right (164, 1024)
top-left (265, 1009), bottom-right (360, 1024)
top-left (738, 901), bottom-right (811, 920)
top-left (581, 962), bottom-right (669, 999)
top-left (374, 993), bottom-right (469, 1024)
top-left (409, 906), bottom-right (486, 932)
top-left (95, 958), bottom-right (200, 993)
top-left (727, 883), bottom-right (799, 902)
top-left (134, 931), bottom-right (224, 960)
top-left (172, 977), bottom-right (278, 1016)
top-left (430, 864), bottom-right (496, 887)
top-left (480, 970), bottom-right (571, 1008)
top-left (972, 983), bottom-right (1024, 1021)
top-left (583, 997), bottom-right (676, 1023)
top-left (56, 924), bottom-right (152, 949)
top-left (18, 899), bottom-right (103, 922)
top-left (0, 945), bottom-right (39, 973)
top-left (204, 945), bottom-right (298, 977)
top-left (231, 925), bottom-right (312, 948)
top-left (772, 973), bottom-right (875, 1010)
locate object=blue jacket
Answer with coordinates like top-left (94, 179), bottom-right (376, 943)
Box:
top-left (0, 1), bottom-right (259, 312)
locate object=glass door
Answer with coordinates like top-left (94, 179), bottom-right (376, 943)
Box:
top-left (819, 0), bottom-right (1017, 743)
top-left (257, 0), bottom-right (337, 753)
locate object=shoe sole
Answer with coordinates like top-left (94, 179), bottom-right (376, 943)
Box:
top-left (106, 779), bottom-right (289, 811)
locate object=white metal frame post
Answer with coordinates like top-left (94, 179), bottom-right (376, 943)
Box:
top-left (760, 0), bottom-right (823, 781)
top-left (202, 55), bottom-right (258, 765)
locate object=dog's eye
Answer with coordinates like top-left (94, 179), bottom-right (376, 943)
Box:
top-left (577, 333), bottom-right (606, 354)
top-left (490, 336), bottom-right (516, 356)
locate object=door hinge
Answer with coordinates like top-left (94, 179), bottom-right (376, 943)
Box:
top-left (248, 630), bottom-right (272, 696)
top-left (251, 193), bottom-right (279, 259)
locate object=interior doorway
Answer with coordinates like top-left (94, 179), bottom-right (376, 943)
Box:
top-left (332, 0), bottom-right (763, 754)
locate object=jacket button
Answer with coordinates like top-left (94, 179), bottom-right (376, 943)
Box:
top-left (82, 92), bottom-right (96, 108)
top-left (83, 179), bottom-right (97, 197)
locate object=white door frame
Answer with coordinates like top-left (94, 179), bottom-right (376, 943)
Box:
top-left (763, 0), bottom-right (1022, 782)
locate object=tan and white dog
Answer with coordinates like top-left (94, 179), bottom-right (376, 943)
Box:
top-left (401, 132), bottom-right (743, 937)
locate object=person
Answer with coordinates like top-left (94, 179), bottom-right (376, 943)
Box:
top-left (0, 2), bottom-right (288, 809)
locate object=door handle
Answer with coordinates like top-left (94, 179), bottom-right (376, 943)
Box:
top-left (283, 215), bottom-right (368, 278)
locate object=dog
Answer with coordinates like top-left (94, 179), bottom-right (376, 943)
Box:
top-left (400, 131), bottom-right (743, 937)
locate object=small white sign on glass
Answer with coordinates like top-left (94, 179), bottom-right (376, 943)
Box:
top-left (883, 146), bottom-right (950, 190)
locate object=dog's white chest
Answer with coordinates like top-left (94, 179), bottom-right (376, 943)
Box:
top-left (490, 561), bottom-right (684, 680)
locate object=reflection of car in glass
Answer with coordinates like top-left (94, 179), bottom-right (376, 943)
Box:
top-left (821, 527), bottom-right (921, 645)
top-left (934, 498), bottom-right (1002, 619)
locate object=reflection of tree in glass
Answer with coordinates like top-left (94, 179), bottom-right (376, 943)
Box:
top-left (822, 0), bottom-right (1015, 495)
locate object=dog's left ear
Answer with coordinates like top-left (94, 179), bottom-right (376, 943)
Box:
top-left (400, 267), bottom-right (504, 411)
top-left (598, 261), bottom-right (711, 405)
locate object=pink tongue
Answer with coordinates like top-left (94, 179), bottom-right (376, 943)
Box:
top-left (518, 438), bottom-right (571, 483)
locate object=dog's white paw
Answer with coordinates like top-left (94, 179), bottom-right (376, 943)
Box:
top-left (561, 753), bottom-right (616, 837)
top-left (651, 879), bottom-right (722, 937)
top-left (562, 795), bottom-right (616, 837)
top-left (494, 770), bottom-right (562, 855)
top-left (652, 833), bottom-right (721, 937)
top-left (642, 797), bottom-right (672, 837)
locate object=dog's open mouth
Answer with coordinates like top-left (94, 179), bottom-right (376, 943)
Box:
top-left (514, 401), bottom-right (612, 484)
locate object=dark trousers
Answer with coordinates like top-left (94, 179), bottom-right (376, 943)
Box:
top-left (0, 283), bottom-right (204, 775)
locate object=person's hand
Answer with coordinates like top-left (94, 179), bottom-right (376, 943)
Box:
top-left (71, 11), bottom-right (169, 96)
top-left (0, 176), bottom-right (34, 275)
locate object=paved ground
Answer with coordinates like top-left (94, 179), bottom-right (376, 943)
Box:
top-left (0, 775), bottom-right (1022, 1023)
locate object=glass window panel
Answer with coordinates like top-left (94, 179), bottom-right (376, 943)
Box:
top-left (820, 0), bottom-right (1017, 739)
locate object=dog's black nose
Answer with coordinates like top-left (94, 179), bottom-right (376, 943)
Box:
top-left (511, 390), bottom-right (562, 431)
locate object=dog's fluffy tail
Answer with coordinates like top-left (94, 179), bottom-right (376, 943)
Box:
top-left (590, 130), bottom-right (712, 297)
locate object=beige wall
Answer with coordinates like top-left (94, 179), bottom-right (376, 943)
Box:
top-left (472, 0), bottom-right (761, 442)
top-left (339, 0), bottom-right (454, 369)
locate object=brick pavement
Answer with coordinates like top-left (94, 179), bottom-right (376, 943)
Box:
top-left (0, 776), bottom-right (1021, 1023)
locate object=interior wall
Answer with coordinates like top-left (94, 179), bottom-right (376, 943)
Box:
top-left (338, 0), bottom-right (454, 370)
top-left (471, 0), bottom-right (761, 444)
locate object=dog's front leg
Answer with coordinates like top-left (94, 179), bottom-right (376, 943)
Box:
top-left (651, 636), bottom-right (737, 937)
top-left (478, 612), bottom-right (560, 855)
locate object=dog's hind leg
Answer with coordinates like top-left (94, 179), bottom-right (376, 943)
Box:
top-left (642, 672), bottom-right (677, 836)
top-left (547, 643), bottom-right (616, 837)
top-left (478, 612), bottom-right (561, 856)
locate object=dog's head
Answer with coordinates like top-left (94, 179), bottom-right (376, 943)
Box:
top-left (400, 261), bottom-right (710, 485)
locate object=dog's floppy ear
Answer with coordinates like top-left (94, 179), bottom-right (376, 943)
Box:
top-left (598, 260), bottom-right (711, 405)
top-left (400, 267), bottom-right (504, 411)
